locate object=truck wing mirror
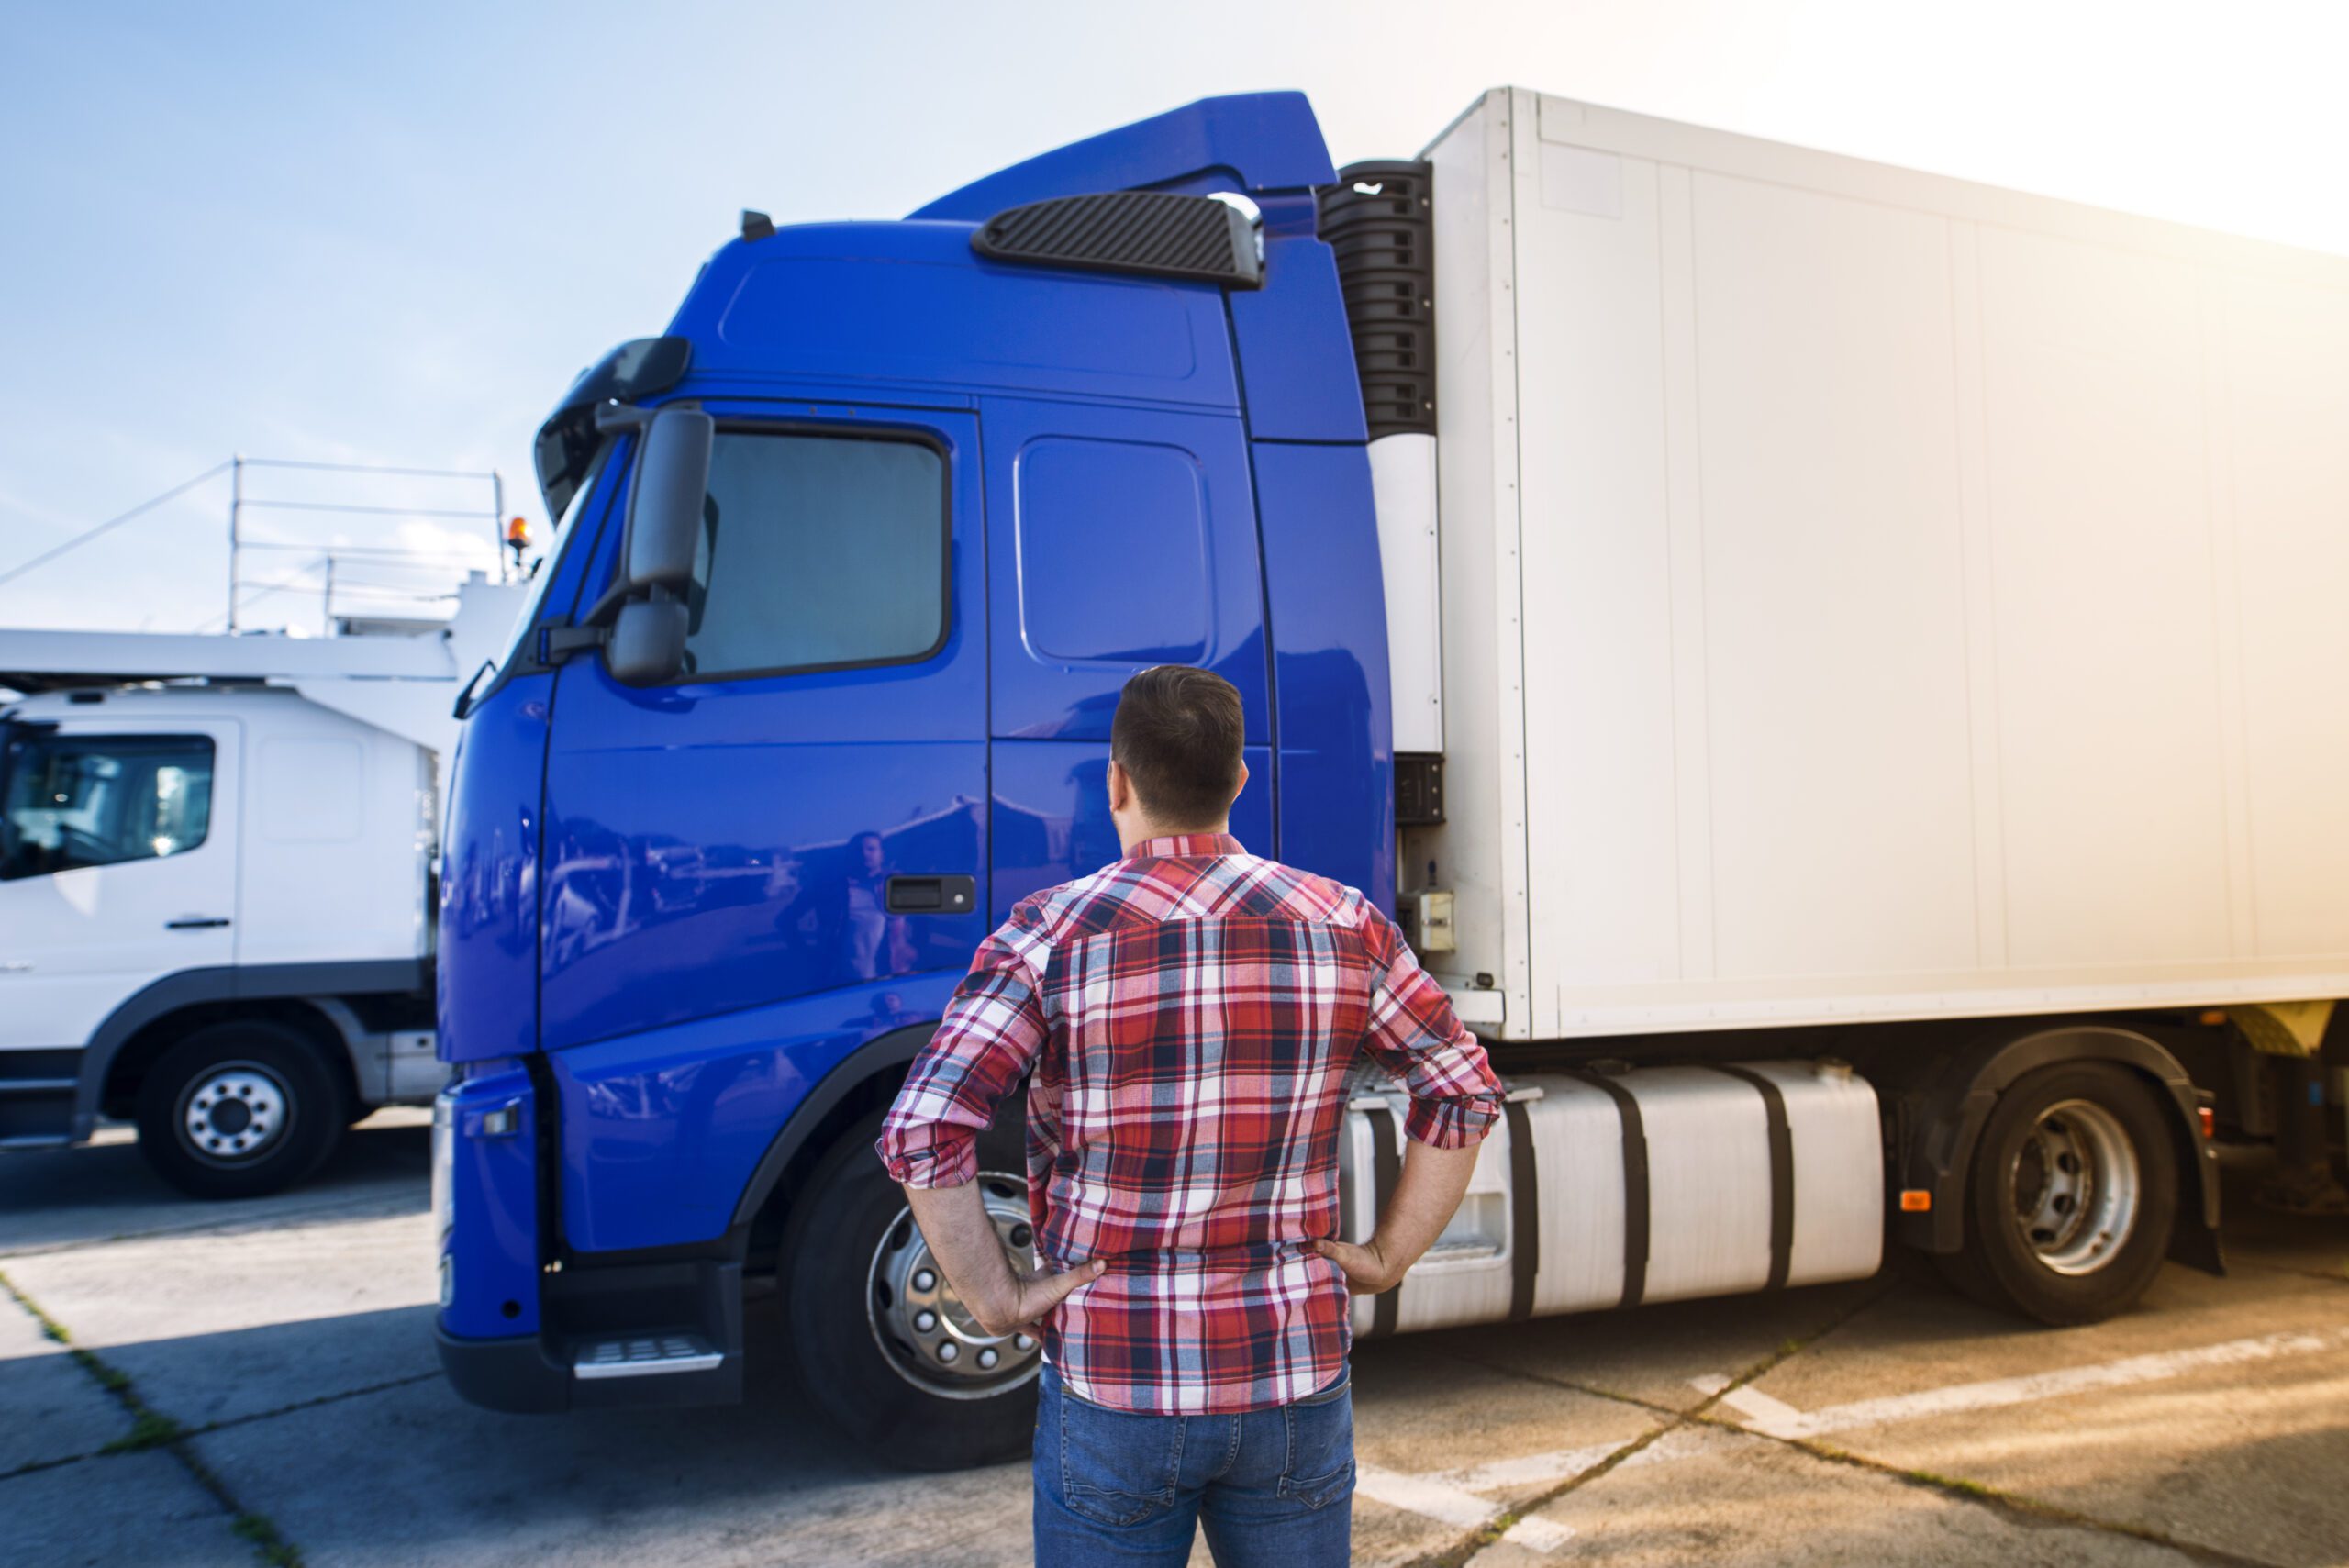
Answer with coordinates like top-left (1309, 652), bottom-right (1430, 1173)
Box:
top-left (544, 405), bottom-right (713, 684)
top-left (622, 406), bottom-right (713, 594)
top-left (606, 597), bottom-right (691, 686)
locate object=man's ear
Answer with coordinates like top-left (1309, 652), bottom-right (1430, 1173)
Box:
top-left (1231, 758), bottom-right (1250, 807)
top-left (1106, 758), bottom-right (1130, 814)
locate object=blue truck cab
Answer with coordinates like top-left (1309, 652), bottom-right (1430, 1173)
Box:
top-left (432, 93), bottom-right (1402, 1466)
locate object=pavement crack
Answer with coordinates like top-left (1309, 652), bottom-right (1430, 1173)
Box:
top-left (1399, 1280), bottom-right (1901, 1565)
top-left (0, 1267), bottom-right (307, 1568)
top-left (1686, 1408), bottom-right (2292, 1568)
top-left (186, 1370), bottom-right (442, 1440)
top-left (0, 1449), bottom-right (104, 1485)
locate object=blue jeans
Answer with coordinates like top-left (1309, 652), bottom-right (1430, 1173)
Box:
top-left (1032, 1363), bottom-right (1355, 1567)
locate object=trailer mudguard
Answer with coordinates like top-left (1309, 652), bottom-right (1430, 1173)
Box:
top-left (1898, 1024), bottom-right (2223, 1273)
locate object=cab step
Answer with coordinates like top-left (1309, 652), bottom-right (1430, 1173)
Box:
top-left (571, 1333), bottom-right (723, 1381)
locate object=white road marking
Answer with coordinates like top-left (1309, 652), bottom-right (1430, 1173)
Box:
top-left (1439, 1440), bottom-right (1627, 1495)
top-left (1364, 1324), bottom-right (2349, 1553)
top-left (1355, 1463), bottom-right (1512, 1531)
top-left (1356, 1463), bottom-right (1582, 1555)
top-left (1733, 1324), bottom-right (2349, 1440)
top-left (1716, 1385), bottom-right (1807, 1430)
top-left (1500, 1515), bottom-right (1578, 1551)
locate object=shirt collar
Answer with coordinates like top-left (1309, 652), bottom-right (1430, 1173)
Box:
top-left (1124, 831), bottom-right (1247, 862)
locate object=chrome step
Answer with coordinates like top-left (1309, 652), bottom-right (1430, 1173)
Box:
top-left (571, 1334), bottom-right (724, 1381)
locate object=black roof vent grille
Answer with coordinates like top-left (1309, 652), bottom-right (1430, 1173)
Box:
top-left (972, 191), bottom-right (1263, 288)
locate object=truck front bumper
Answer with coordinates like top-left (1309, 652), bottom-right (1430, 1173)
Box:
top-left (434, 1323), bottom-right (573, 1413)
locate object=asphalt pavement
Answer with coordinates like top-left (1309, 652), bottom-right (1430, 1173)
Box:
top-left (3, 1116), bottom-right (2345, 1567)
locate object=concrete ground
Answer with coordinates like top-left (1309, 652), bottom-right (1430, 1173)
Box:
top-left (4, 1118), bottom-right (2345, 1568)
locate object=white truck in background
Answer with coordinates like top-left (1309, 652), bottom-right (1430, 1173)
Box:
top-left (0, 575), bottom-right (520, 1196)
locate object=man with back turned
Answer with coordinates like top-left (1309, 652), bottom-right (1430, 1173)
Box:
top-left (878, 664), bottom-right (1503, 1566)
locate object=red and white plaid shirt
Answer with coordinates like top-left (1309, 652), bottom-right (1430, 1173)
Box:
top-left (877, 832), bottom-right (1502, 1415)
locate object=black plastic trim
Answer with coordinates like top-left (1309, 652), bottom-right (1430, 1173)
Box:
top-left (1501, 1097), bottom-right (1540, 1321)
top-left (1713, 1066), bottom-right (1795, 1292)
top-left (1564, 1069), bottom-right (1651, 1309)
top-left (437, 1257), bottom-right (745, 1414)
top-left (72, 961), bottom-right (428, 1141)
top-left (973, 191), bottom-right (1263, 288)
top-left (435, 1322), bottom-right (573, 1413)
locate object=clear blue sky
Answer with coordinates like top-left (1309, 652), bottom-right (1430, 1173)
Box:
top-left (4, 0), bottom-right (2343, 634)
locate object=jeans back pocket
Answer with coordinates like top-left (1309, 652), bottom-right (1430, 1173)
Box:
top-left (1057, 1381), bottom-right (1187, 1528)
top-left (1278, 1379), bottom-right (1355, 1511)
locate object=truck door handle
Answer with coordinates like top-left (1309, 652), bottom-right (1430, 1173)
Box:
top-left (165, 917), bottom-right (232, 929)
top-left (885, 876), bottom-right (975, 915)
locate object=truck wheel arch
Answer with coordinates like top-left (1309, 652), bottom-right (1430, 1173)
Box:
top-left (78, 962), bottom-right (423, 1137)
top-left (726, 1024), bottom-right (937, 1257)
top-left (1898, 1022), bottom-right (2222, 1273)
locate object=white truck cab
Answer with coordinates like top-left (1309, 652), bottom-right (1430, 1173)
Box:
top-left (0, 577), bottom-right (519, 1195)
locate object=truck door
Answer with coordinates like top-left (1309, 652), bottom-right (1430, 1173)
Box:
top-left (980, 398), bottom-right (1273, 911)
top-left (0, 719), bottom-right (239, 1061)
top-left (537, 406), bottom-right (985, 1252)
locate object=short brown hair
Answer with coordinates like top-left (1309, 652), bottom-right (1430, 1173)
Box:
top-left (1110, 666), bottom-right (1244, 828)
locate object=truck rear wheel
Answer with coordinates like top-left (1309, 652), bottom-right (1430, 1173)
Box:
top-left (133, 1021), bottom-right (349, 1200)
top-left (785, 1110), bottom-right (1041, 1471)
top-left (1943, 1062), bottom-right (2176, 1325)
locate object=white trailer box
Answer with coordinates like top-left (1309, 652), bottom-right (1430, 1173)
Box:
top-left (1421, 89), bottom-right (2349, 1042)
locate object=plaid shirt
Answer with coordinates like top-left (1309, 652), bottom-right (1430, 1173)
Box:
top-left (876, 833), bottom-right (1502, 1415)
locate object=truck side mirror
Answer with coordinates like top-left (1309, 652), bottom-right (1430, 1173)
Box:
top-left (551, 404), bottom-right (712, 684)
top-left (607, 597), bottom-right (691, 686)
top-left (622, 407), bottom-right (713, 594)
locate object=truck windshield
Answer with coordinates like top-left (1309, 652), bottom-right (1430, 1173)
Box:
top-left (0, 730), bottom-right (216, 880)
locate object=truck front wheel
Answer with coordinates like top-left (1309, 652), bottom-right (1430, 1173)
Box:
top-left (785, 1110), bottom-right (1041, 1470)
top-left (133, 1021), bottom-right (349, 1200)
top-left (1944, 1062), bottom-right (2177, 1325)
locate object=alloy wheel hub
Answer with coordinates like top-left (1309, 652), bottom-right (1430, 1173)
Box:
top-left (2010, 1096), bottom-right (2140, 1276)
top-left (181, 1066), bottom-right (289, 1164)
top-left (867, 1172), bottom-right (1045, 1399)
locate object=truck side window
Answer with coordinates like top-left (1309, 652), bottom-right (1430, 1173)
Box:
top-left (681, 429), bottom-right (947, 679)
top-left (0, 734), bottom-right (215, 881)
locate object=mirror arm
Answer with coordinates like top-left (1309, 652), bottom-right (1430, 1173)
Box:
top-left (537, 616), bottom-right (610, 664)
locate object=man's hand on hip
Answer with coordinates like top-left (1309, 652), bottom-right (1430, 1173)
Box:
top-left (1315, 1235), bottom-right (1403, 1295)
top-left (971, 1255), bottom-right (1107, 1338)
top-left (1314, 1135), bottom-right (1485, 1296)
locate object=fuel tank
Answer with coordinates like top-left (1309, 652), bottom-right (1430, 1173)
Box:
top-left (1340, 1062), bottom-right (1884, 1337)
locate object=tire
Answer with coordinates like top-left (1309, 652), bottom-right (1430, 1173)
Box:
top-left (134, 1021), bottom-right (350, 1200)
top-left (785, 1108), bottom-right (1041, 1471)
top-left (1945, 1062), bottom-right (2178, 1325)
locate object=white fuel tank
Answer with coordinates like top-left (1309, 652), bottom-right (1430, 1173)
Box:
top-left (1338, 1062), bottom-right (1883, 1338)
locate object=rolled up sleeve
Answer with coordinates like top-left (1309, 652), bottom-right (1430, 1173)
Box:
top-left (876, 900), bottom-right (1052, 1188)
top-left (1358, 906), bottom-right (1504, 1148)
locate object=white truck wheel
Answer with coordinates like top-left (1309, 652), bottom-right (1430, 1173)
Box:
top-left (133, 1021), bottom-right (350, 1200)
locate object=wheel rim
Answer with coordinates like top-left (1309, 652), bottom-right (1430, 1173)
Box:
top-left (177, 1062), bottom-right (293, 1166)
top-left (866, 1171), bottom-right (1045, 1401)
top-left (2008, 1096), bottom-right (2141, 1276)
